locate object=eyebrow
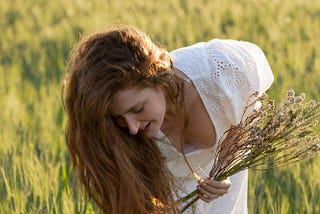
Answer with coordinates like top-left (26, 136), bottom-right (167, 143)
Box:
top-left (111, 101), bottom-right (144, 118)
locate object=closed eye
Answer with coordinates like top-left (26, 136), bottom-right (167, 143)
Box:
top-left (132, 105), bottom-right (144, 114)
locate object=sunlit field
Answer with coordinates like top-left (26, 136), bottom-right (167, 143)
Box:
top-left (1, 0), bottom-right (319, 213)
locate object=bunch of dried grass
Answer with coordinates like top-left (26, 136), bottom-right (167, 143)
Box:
top-left (178, 89), bottom-right (320, 212)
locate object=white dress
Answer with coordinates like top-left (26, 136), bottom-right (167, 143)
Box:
top-left (156, 39), bottom-right (274, 213)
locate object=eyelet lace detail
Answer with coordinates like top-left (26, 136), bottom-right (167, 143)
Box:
top-left (157, 39), bottom-right (274, 213)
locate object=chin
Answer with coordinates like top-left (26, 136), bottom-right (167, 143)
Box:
top-left (144, 132), bottom-right (157, 139)
top-left (145, 128), bottom-right (159, 139)
top-left (140, 122), bottom-right (157, 138)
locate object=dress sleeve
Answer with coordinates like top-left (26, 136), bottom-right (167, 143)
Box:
top-left (204, 39), bottom-right (274, 124)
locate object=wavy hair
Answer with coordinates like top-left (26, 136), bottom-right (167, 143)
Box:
top-left (62, 26), bottom-right (184, 213)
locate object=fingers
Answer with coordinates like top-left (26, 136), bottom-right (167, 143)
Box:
top-left (197, 178), bottom-right (232, 203)
top-left (197, 181), bottom-right (227, 198)
top-left (204, 178), bottom-right (231, 189)
top-left (197, 185), bottom-right (221, 203)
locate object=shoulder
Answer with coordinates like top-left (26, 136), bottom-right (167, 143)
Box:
top-left (170, 42), bottom-right (207, 78)
top-left (170, 41), bottom-right (207, 63)
top-left (204, 39), bottom-right (270, 69)
top-left (204, 39), bottom-right (274, 90)
top-left (170, 38), bottom-right (273, 92)
top-left (170, 39), bottom-right (270, 70)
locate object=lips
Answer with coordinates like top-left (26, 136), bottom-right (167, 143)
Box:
top-left (139, 122), bottom-right (151, 133)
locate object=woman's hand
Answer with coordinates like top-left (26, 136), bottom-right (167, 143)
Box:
top-left (197, 177), bottom-right (231, 203)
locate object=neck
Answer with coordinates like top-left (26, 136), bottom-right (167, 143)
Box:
top-left (160, 76), bottom-right (195, 152)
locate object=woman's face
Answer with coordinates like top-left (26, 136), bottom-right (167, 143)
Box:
top-left (109, 86), bottom-right (167, 138)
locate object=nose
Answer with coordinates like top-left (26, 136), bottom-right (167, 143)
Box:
top-left (124, 115), bottom-right (140, 135)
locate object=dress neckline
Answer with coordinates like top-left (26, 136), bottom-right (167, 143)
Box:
top-left (156, 130), bottom-right (211, 156)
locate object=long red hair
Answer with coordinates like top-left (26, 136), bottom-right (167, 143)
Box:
top-left (62, 26), bottom-right (183, 213)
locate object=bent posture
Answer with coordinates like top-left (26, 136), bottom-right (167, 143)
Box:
top-left (62, 26), bottom-right (274, 213)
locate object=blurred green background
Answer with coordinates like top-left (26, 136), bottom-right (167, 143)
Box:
top-left (0, 0), bottom-right (319, 213)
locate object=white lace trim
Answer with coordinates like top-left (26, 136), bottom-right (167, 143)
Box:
top-left (156, 39), bottom-right (274, 213)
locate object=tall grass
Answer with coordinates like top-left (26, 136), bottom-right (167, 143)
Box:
top-left (0, 0), bottom-right (319, 213)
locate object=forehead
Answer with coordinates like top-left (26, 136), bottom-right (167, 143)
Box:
top-left (109, 86), bottom-right (145, 115)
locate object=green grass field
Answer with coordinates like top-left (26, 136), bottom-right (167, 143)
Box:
top-left (1, 0), bottom-right (319, 213)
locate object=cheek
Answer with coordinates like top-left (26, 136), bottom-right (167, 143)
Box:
top-left (161, 97), bottom-right (167, 116)
top-left (144, 104), bottom-right (165, 121)
top-left (156, 101), bottom-right (167, 122)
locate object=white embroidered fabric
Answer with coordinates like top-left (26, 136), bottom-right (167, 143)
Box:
top-left (156, 39), bottom-right (274, 213)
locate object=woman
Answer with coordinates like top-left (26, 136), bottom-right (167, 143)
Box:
top-left (62, 25), bottom-right (274, 213)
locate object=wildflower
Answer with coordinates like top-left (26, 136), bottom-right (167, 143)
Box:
top-left (177, 89), bottom-right (320, 212)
